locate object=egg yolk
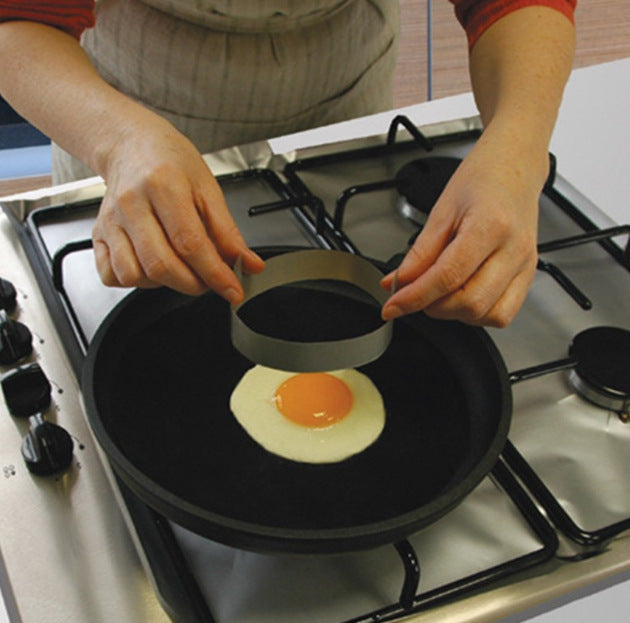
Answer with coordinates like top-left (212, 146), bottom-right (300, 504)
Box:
top-left (274, 373), bottom-right (353, 428)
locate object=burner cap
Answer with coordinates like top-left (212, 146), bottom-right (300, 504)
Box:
top-left (569, 326), bottom-right (630, 414)
top-left (396, 157), bottom-right (461, 216)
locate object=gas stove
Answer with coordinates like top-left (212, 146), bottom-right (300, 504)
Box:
top-left (1, 100), bottom-right (630, 622)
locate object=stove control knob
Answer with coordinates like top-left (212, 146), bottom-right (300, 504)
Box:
top-left (0, 310), bottom-right (33, 365)
top-left (21, 414), bottom-right (74, 476)
top-left (1, 363), bottom-right (52, 417)
top-left (0, 278), bottom-right (17, 313)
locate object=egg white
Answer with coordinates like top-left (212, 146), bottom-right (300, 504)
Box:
top-left (229, 366), bottom-right (385, 464)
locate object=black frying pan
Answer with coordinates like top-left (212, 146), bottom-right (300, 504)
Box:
top-left (82, 247), bottom-right (511, 554)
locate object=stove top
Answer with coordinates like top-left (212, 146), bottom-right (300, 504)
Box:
top-left (1, 114), bottom-right (630, 623)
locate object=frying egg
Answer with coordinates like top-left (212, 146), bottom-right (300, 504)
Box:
top-left (229, 366), bottom-right (385, 463)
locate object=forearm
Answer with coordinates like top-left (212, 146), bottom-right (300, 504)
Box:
top-left (0, 20), bottom-right (166, 178)
top-left (382, 6), bottom-right (575, 326)
top-left (469, 6), bottom-right (576, 182)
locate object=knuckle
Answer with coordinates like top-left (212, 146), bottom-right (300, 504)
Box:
top-left (483, 297), bottom-right (518, 328)
top-left (464, 294), bottom-right (491, 322)
top-left (98, 265), bottom-right (118, 287)
top-left (116, 265), bottom-right (144, 288)
top-left (142, 162), bottom-right (181, 194)
top-left (489, 210), bottom-right (511, 236)
top-left (486, 309), bottom-right (513, 329)
top-left (515, 235), bottom-right (537, 261)
top-left (203, 261), bottom-right (229, 287)
top-left (94, 202), bottom-right (117, 231)
top-left (107, 250), bottom-right (143, 286)
top-left (114, 273), bottom-right (137, 288)
top-left (93, 241), bottom-right (117, 286)
top-left (114, 188), bottom-right (143, 220)
top-left (170, 228), bottom-right (206, 258)
top-left (141, 255), bottom-right (170, 283)
top-left (407, 243), bottom-right (428, 264)
top-left (436, 261), bottom-right (466, 294)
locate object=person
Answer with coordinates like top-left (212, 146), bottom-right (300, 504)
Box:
top-left (0, 0), bottom-right (576, 327)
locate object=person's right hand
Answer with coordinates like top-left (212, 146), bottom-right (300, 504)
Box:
top-left (92, 116), bottom-right (264, 303)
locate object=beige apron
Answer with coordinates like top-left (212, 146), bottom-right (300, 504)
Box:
top-left (52, 0), bottom-right (399, 182)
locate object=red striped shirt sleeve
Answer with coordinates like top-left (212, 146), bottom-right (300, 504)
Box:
top-left (0, 0), bottom-right (95, 40)
top-left (450, 0), bottom-right (577, 50)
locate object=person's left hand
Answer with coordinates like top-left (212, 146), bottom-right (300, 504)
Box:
top-left (380, 131), bottom-right (547, 327)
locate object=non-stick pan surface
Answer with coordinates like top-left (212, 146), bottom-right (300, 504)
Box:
top-left (82, 248), bottom-right (511, 554)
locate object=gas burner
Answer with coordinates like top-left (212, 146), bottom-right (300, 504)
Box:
top-left (395, 157), bottom-right (461, 225)
top-left (569, 326), bottom-right (630, 421)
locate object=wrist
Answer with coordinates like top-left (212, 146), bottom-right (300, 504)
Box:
top-left (478, 114), bottom-right (553, 192)
top-left (88, 97), bottom-right (174, 182)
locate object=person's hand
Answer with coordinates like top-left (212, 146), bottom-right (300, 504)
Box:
top-left (381, 130), bottom-right (547, 327)
top-left (92, 117), bottom-right (264, 302)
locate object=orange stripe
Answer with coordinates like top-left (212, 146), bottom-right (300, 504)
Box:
top-left (0, 0), bottom-right (95, 39)
top-left (449, 0), bottom-right (577, 49)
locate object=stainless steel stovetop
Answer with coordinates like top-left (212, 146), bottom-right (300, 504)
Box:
top-left (1, 115), bottom-right (630, 623)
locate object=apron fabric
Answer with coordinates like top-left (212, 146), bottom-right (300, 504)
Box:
top-left (52, 0), bottom-right (399, 182)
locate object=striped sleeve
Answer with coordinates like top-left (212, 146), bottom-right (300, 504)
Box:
top-left (0, 0), bottom-right (95, 40)
top-left (449, 0), bottom-right (577, 49)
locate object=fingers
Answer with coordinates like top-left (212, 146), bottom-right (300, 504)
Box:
top-left (93, 169), bottom-right (264, 302)
top-left (381, 187), bottom-right (538, 326)
top-left (147, 173), bottom-right (248, 301)
top-left (378, 124), bottom-right (546, 328)
top-left (93, 195), bottom-right (211, 296)
top-left (419, 248), bottom-right (536, 327)
top-left (382, 244), bottom-right (536, 327)
top-left (381, 201), bottom-right (456, 293)
top-left (93, 225), bottom-right (162, 290)
top-left (90, 118), bottom-right (265, 301)
top-left (192, 179), bottom-right (266, 275)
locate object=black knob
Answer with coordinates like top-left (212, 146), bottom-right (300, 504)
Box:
top-left (0, 310), bottom-right (32, 365)
top-left (1, 363), bottom-right (52, 417)
top-left (0, 278), bottom-right (17, 313)
top-left (21, 414), bottom-right (74, 476)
